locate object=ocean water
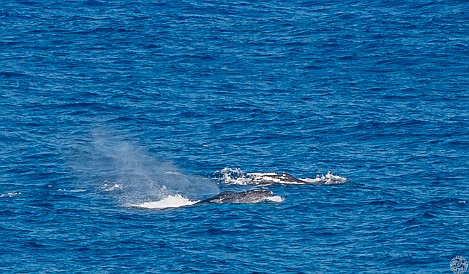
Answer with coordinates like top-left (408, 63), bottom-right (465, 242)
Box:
top-left (1, 0), bottom-right (468, 272)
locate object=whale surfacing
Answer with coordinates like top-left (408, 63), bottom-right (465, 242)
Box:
top-left (218, 168), bottom-right (348, 185)
top-left (197, 189), bottom-right (276, 204)
top-left (250, 172), bottom-right (306, 185)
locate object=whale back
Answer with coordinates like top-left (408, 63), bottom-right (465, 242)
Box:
top-left (197, 189), bottom-right (273, 204)
top-left (251, 172), bottom-right (306, 185)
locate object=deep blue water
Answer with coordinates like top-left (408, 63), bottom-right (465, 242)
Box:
top-left (1, 0), bottom-right (469, 272)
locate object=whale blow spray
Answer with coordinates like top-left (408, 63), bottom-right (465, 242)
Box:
top-left (73, 128), bottom-right (219, 205)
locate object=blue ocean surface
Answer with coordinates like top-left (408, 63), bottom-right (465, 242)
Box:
top-left (1, 0), bottom-right (468, 272)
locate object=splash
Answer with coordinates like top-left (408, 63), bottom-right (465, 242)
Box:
top-left (300, 172), bottom-right (348, 185)
top-left (215, 167), bottom-right (347, 185)
top-left (129, 194), bottom-right (198, 209)
top-left (266, 196), bottom-right (284, 203)
top-left (215, 167), bottom-right (254, 185)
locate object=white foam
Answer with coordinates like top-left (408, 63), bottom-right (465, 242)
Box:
top-left (300, 172), bottom-right (348, 185)
top-left (216, 167), bottom-right (251, 185)
top-left (100, 183), bottom-right (123, 192)
top-left (130, 194), bottom-right (198, 209)
top-left (0, 192), bottom-right (21, 198)
top-left (266, 195), bottom-right (284, 203)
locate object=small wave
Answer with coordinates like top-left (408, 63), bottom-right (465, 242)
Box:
top-left (129, 194), bottom-right (198, 209)
top-left (215, 167), bottom-right (347, 185)
top-left (0, 192), bottom-right (21, 198)
top-left (57, 188), bottom-right (87, 193)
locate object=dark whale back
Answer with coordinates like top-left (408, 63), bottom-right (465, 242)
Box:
top-left (197, 189), bottom-right (273, 204)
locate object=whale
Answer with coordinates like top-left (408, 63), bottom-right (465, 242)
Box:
top-left (249, 172), bottom-right (307, 185)
top-left (196, 189), bottom-right (276, 204)
top-left (229, 172), bottom-right (348, 185)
